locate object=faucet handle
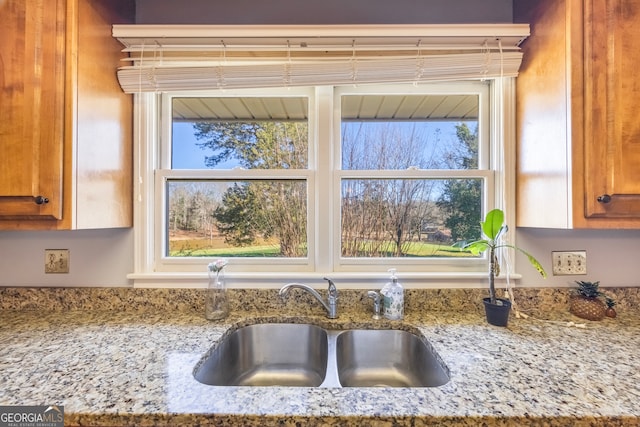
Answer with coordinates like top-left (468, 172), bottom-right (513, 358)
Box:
top-left (323, 277), bottom-right (338, 300)
top-left (323, 277), bottom-right (339, 319)
top-left (367, 291), bottom-right (382, 320)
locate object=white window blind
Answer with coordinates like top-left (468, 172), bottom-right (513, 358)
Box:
top-left (112, 24), bottom-right (529, 93)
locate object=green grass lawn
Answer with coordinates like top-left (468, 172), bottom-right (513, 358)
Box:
top-left (177, 245), bottom-right (283, 257)
top-left (169, 237), bottom-right (473, 258)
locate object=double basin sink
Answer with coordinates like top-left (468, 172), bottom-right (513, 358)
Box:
top-left (193, 323), bottom-right (450, 388)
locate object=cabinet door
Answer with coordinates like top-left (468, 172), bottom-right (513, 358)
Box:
top-left (584, 0), bottom-right (640, 218)
top-left (0, 0), bottom-right (65, 219)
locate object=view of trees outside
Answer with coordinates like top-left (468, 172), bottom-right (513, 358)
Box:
top-left (167, 101), bottom-right (482, 258)
top-left (436, 123), bottom-right (483, 242)
top-left (340, 121), bottom-right (480, 258)
top-left (168, 120), bottom-right (308, 257)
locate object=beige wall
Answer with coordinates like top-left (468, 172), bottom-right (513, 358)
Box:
top-left (0, 229), bottom-right (134, 287)
top-left (1, 227), bottom-right (639, 287)
top-left (516, 228), bottom-right (640, 288)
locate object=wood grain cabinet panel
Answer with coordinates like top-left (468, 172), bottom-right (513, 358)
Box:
top-left (0, 0), bottom-right (65, 220)
top-left (515, 0), bottom-right (640, 228)
top-left (583, 0), bottom-right (640, 219)
top-left (0, 0), bottom-right (135, 230)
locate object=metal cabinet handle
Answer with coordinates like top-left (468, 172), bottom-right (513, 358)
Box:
top-left (34, 195), bottom-right (49, 205)
top-left (597, 194), bottom-right (612, 204)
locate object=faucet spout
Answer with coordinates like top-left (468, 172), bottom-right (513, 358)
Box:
top-left (279, 278), bottom-right (338, 318)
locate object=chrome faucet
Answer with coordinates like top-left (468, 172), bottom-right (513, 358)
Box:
top-left (279, 277), bottom-right (338, 318)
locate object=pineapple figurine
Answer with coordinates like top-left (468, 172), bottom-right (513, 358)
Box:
top-left (569, 280), bottom-right (606, 321)
top-left (605, 297), bottom-right (617, 318)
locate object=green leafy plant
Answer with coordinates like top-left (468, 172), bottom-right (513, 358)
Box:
top-left (461, 208), bottom-right (547, 305)
top-left (575, 280), bottom-right (602, 298)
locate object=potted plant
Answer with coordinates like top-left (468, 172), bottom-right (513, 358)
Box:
top-left (461, 208), bottom-right (547, 326)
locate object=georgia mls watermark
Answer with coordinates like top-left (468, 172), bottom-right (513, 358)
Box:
top-left (0, 406), bottom-right (64, 427)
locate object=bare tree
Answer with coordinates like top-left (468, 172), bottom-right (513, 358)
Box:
top-left (341, 122), bottom-right (442, 257)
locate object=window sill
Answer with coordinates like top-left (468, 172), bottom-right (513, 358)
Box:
top-left (127, 271), bottom-right (522, 289)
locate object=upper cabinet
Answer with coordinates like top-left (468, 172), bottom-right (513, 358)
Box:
top-left (0, 0), bottom-right (135, 230)
top-left (582, 0), bottom-right (640, 220)
top-left (515, 0), bottom-right (640, 229)
top-left (0, 0), bottom-right (66, 222)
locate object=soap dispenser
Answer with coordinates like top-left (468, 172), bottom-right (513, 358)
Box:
top-left (380, 268), bottom-right (404, 320)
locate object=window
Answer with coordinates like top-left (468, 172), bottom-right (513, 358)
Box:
top-left (167, 93), bottom-right (311, 263)
top-left (115, 24), bottom-right (525, 287)
top-left (335, 85), bottom-right (493, 273)
top-left (129, 79), bottom-right (515, 288)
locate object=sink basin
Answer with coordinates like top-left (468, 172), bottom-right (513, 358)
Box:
top-left (193, 323), bottom-right (328, 386)
top-left (194, 323), bottom-right (449, 388)
top-left (335, 329), bottom-right (450, 387)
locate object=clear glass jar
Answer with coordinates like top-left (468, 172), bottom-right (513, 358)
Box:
top-left (205, 269), bottom-right (229, 320)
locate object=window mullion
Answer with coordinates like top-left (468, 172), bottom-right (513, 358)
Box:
top-left (337, 170), bottom-right (492, 179)
top-left (315, 86), bottom-right (334, 273)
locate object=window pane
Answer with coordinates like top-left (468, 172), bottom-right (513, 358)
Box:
top-left (341, 94), bottom-right (479, 170)
top-left (167, 180), bottom-right (307, 258)
top-left (171, 97), bottom-right (309, 170)
top-left (341, 178), bottom-right (482, 258)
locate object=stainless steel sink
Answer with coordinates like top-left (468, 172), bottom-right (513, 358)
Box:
top-left (335, 329), bottom-right (450, 387)
top-left (193, 323), bottom-right (449, 388)
top-left (193, 323), bottom-right (328, 386)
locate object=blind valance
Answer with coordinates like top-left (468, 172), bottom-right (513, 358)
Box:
top-left (112, 24), bottom-right (529, 93)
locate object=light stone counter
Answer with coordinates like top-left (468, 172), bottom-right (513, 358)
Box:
top-left (0, 288), bottom-right (639, 426)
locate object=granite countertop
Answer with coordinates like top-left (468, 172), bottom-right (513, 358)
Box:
top-left (1, 288), bottom-right (639, 426)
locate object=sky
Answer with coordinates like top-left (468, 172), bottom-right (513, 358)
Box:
top-left (171, 120), bottom-right (474, 170)
top-left (172, 122), bottom-right (213, 169)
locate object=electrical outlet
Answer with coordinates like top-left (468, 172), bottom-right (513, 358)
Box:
top-left (45, 249), bottom-right (70, 274)
top-left (551, 251), bottom-right (586, 276)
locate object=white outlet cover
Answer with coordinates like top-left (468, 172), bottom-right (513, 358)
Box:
top-left (45, 249), bottom-right (70, 274)
top-left (552, 251), bottom-right (587, 276)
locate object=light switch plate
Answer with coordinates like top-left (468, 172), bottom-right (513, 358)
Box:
top-left (551, 251), bottom-right (586, 276)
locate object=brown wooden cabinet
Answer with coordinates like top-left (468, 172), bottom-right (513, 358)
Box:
top-left (0, 0), bottom-right (135, 230)
top-left (515, 0), bottom-right (640, 228)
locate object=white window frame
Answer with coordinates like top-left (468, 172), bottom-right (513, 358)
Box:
top-left (331, 83), bottom-right (493, 274)
top-left (156, 87), bottom-right (317, 274)
top-left (128, 79), bottom-right (518, 288)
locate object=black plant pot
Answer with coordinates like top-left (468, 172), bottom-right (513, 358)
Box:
top-left (483, 297), bottom-right (512, 327)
